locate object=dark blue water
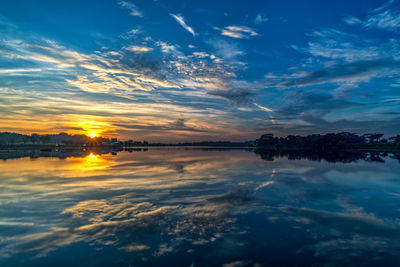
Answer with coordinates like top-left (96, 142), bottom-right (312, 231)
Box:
top-left (0, 148), bottom-right (400, 266)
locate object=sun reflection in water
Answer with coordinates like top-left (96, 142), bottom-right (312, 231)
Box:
top-left (70, 152), bottom-right (110, 172)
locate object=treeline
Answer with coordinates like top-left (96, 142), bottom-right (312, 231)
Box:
top-left (255, 132), bottom-right (400, 150)
top-left (0, 132), bottom-right (151, 147)
top-left (0, 132), bottom-right (90, 145)
top-left (0, 132), bottom-right (251, 147)
top-left (148, 141), bottom-right (252, 147)
top-left (2, 131), bottom-right (400, 150)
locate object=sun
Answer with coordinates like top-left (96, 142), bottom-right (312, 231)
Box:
top-left (90, 132), bottom-right (97, 138)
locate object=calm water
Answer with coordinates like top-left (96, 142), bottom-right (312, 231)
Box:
top-left (1, 148), bottom-right (400, 266)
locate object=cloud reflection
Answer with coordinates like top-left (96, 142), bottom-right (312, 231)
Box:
top-left (0, 149), bottom-right (400, 265)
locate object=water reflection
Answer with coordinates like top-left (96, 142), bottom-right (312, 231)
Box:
top-left (2, 147), bottom-right (399, 165)
top-left (255, 148), bottom-right (399, 164)
top-left (71, 153), bottom-right (111, 172)
top-left (0, 148), bottom-right (400, 266)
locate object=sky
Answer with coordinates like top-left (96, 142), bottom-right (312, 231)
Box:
top-left (0, 0), bottom-right (400, 142)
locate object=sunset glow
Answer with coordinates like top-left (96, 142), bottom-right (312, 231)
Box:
top-left (90, 132), bottom-right (97, 138)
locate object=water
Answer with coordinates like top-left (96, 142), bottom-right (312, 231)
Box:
top-left (0, 148), bottom-right (400, 266)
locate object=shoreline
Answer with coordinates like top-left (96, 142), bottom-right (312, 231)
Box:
top-left (1, 143), bottom-right (399, 151)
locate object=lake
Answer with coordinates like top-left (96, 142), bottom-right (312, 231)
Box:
top-left (0, 148), bottom-right (400, 266)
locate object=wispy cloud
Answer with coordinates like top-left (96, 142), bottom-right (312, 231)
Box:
top-left (214, 25), bottom-right (259, 39)
top-left (155, 41), bottom-right (185, 58)
top-left (169, 14), bottom-right (196, 37)
top-left (254, 13), bottom-right (268, 25)
top-left (370, 0), bottom-right (395, 13)
top-left (293, 29), bottom-right (383, 62)
top-left (254, 103), bottom-right (272, 112)
top-left (342, 16), bottom-right (362, 25)
top-left (0, 23), bottom-right (268, 140)
top-left (117, 0), bottom-right (143, 17)
top-left (120, 28), bottom-right (142, 39)
top-left (124, 45), bottom-right (153, 53)
top-left (343, 0), bottom-right (400, 32)
top-left (364, 8), bottom-right (400, 31)
top-left (207, 88), bottom-right (254, 106)
top-left (207, 38), bottom-right (245, 60)
top-left (285, 27), bottom-right (400, 90)
top-left (192, 51), bottom-right (215, 59)
top-left (3, 2), bottom-right (399, 139)
top-left (281, 59), bottom-right (400, 88)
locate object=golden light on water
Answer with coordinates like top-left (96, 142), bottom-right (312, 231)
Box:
top-left (71, 153), bottom-right (111, 172)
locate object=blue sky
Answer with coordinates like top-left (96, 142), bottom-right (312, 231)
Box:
top-left (0, 0), bottom-right (399, 141)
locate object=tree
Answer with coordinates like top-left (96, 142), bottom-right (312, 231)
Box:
top-left (365, 133), bottom-right (384, 143)
top-left (30, 133), bottom-right (40, 144)
top-left (394, 135), bottom-right (400, 145)
top-left (40, 135), bottom-right (51, 144)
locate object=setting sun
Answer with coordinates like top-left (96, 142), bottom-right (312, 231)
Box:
top-left (90, 132), bottom-right (96, 138)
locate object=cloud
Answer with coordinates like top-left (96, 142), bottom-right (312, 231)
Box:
top-left (215, 25), bottom-right (259, 39)
top-left (281, 58), bottom-right (400, 88)
top-left (124, 45), bottom-right (153, 53)
top-left (5, 10), bottom-right (398, 139)
top-left (2, 193), bottom-right (240, 260)
top-left (284, 205), bottom-right (400, 234)
top-left (120, 28), bottom-right (142, 39)
top-left (0, 17), bottom-right (272, 141)
top-left (207, 38), bottom-right (245, 60)
top-left (344, 1), bottom-right (400, 32)
top-left (275, 92), bottom-right (357, 119)
top-left (207, 184), bottom-right (255, 204)
top-left (253, 103), bottom-right (273, 112)
top-left (0, 68), bottom-right (44, 74)
top-left (155, 41), bottom-right (183, 57)
top-left (254, 13), bottom-right (268, 25)
top-left (206, 86), bottom-right (272, 113)
top-left (370, 0), bottom-right (395, 14)
top-left (283, 27), bottom-right (400, 94)
top-left (114, 116), bottom-right (210, 134)
top-left (294, 29), bottom-right (384, 62)
top-left (192, 51), bottom-right (215, 59)
top-left (170, 14), bottom-right (197, 37)
top-left (207, 88), bottom-right (254, 106)
top-left (364, 9), bottom-right (400, 32)
top-left (172, 117), bottom-right (185, 128)
top-left (0, 34), bottom-right (183, 97)
top-left (9, 200), bottom-right (181, 257)
top-left (311, 235), bottom-right (392, 264)
top-left (342, 16), bottom-right (362, 25)
top-left (222, 260), bottom-right (251, 267)
top-left (117, 0), bottom-right (143, 17)
top-left (120, 243), bottom-right (150, 252)
top-left (0, 27), bottom-right (270, 139)
top-left (264, 112), bottom-right (400, 136)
